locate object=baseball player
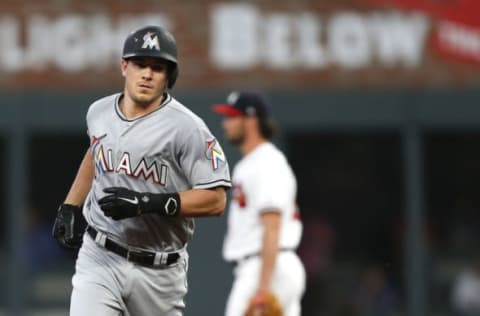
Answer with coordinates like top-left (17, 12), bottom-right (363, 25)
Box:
top-left (52, 25), bottom-right (231, 316)
top-left (212, 91), bottom-right (306, 316)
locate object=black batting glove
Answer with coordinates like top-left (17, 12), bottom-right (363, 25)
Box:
top-left (52, 203), bottom-right (87, 250)
top-left (98, 187), bottom-right (181, 220)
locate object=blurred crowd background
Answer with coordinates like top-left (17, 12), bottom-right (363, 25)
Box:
top-left (0, 0), bottom-right (480, 315)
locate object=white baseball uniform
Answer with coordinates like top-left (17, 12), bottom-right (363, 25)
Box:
top-left (223, 142), bottom-right (305, 316)
top-left (70, 92), bottom-right (231, 316)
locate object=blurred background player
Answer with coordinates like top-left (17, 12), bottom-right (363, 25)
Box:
top-left (52, 25), bottom-right (231, 316)
top-left (212, 91), bottom-right (305, 316)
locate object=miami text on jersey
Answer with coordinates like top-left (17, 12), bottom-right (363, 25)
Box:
top-left (94, 145), bottom-right (168, 185)
top-left (91, 133), bottom-right (107, 153)
top-left (205, 139), bottom-right (226, 170)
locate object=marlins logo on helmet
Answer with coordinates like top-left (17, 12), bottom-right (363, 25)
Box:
top-left (142, 32), bottom-right (160, 50)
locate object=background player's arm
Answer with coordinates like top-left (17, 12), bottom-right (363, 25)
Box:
top-left (178, 187), bottom-right (226, 217)
top-left (64, 149), bottom-right (94, 206)
top-left (257, 211), bottom-right (281, 292)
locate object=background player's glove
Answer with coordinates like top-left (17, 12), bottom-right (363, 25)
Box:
top-left (98, 187), bottom-right (181, 220)
top-left (245, 291), bottom-right (283, 316)
top-left (52, 203), bottom-right (87, 250)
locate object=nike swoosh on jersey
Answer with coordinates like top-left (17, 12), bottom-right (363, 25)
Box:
top-left (118, 196), bottom-right (139, 205)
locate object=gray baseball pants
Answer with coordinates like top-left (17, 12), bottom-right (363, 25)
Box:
top-left (70, 234), bottom-right (189, 316)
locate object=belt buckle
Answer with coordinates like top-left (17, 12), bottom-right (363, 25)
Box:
top-left (126, 247), bottom-right (143, 262)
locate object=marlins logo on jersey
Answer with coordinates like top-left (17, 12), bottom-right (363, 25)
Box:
top-left (206, 139), bottom-right (226, 170)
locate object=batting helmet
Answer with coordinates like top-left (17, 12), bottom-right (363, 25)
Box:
top-left (122, 25), bottom-right (179, 89)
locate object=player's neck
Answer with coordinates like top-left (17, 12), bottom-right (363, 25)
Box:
top-left (120, 93), bottom-right (165, 119)
top-left (241, 136), bottom-right (267, 156)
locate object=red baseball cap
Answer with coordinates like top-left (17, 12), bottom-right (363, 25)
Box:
top-left (212, 91), bottom-right (271, 118)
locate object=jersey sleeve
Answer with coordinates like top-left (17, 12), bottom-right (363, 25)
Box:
top-left (86, 106), bottom-right (92, 146)
top-left (248, 157), bottom-right (294, 214)
top-left (179, 123), bottom-right (231, 190)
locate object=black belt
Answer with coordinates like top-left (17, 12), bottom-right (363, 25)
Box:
top-left (232, 248), bottom-right (294, 268)
top-left (86, 226), bottom-right (180, 267)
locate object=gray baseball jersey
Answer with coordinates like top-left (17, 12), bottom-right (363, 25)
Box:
top-left (84, 92), bottom-right (231, 251)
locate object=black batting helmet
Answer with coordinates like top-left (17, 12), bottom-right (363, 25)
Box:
top-left (122, 25), bottom-right (179, 89)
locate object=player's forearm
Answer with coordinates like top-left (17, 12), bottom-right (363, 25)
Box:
top-left (258, 212), bottom-right (281, 292)
top-left (178, 187), bottom-right (226, 217)
top-left (64, 149), bottom-right (94, 206)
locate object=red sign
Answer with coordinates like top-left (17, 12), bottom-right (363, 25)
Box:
top-left (366, 0), bottom-right (480, 64)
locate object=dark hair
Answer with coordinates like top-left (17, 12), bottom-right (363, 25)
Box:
top-left (259, 117), bottom-right (278, 140)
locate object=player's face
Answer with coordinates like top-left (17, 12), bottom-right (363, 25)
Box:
top-left (222, 116), bottom-right (246, 145)
top-left (121, 57), bottom-right (169, 107)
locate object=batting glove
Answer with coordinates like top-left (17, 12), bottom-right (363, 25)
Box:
top-left (98, 187), bottom-right (181, 220)
top-left (52, 203), bottom-right (87, 250)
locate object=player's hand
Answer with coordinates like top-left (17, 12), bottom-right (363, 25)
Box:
top-left (99, 187), bottom-right (181, 220)
top-left (245, 290), bottom-right (283, 316)
top-left (249, 290), bottom-right (269, 316)
top-left (98, 187), bottom-right (145, 220)
top-left (52, 203), bottom-right (87, 250)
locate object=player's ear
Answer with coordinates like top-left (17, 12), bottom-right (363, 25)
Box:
top-left (121, 59), bottom-right (128, 77)
top-left (244, 116), bottom-right (257, 132)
